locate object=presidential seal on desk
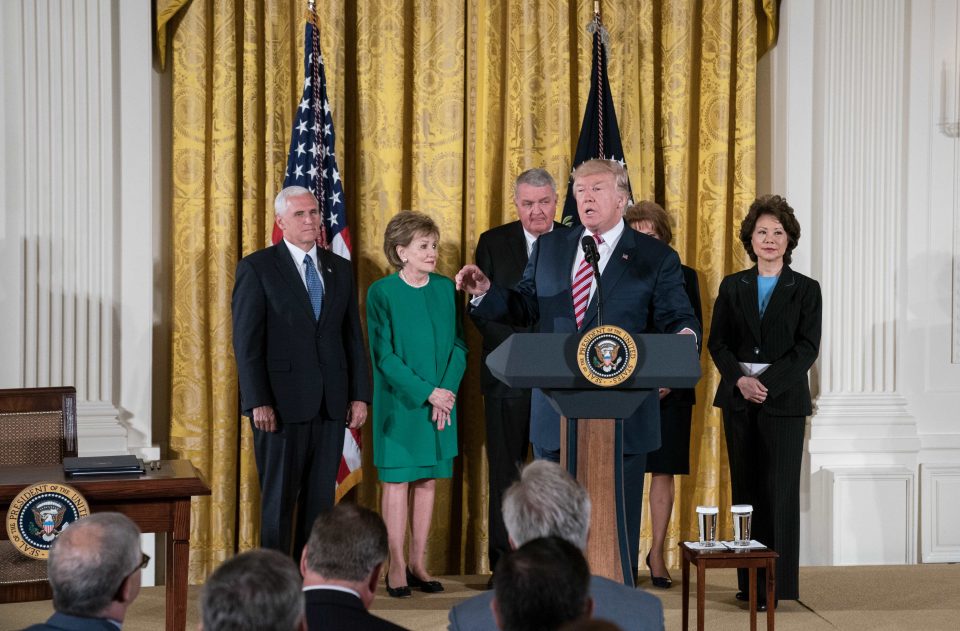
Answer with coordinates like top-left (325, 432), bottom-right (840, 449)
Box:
top-left (577, 325), bottom-right (638, 387)
top-left (6, 482), bottom-right (90, 558)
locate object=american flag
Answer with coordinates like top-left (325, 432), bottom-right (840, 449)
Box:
top-left (275, 2), bottom-right (360, 500)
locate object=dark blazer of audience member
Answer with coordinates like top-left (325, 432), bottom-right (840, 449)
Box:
top-left (470, 167), bottom-right (565, 574)
top-left (201, 548), bottom-right (305, 631)
top-left (447, 460), bottom-right (665, 631)
top-left (24, 513), bottom-right (146, 631)
top-left (492, 537), bottom-right (592, 631)
top-left (300, 504), bottom-right (408, 631)
top-left (708, 195), bottom-right (821, 605)
top-left (232, 186), bottom-right (371, 558)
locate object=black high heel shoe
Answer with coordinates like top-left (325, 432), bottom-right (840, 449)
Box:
top-left (385, 573), bottom-right (411, 598)
top-left (735, 591), bottom-right (777, 610)
top-left (646, 552), bottom-right (673, 589)
top-left (406, 567), bottom-right (444, 593)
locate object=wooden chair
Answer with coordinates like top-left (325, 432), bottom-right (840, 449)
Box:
top-left (0, 386), bottom-right (77, 603)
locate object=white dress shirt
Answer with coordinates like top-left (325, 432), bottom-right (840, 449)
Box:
top-left (283, 238), bottom-right (325, 292)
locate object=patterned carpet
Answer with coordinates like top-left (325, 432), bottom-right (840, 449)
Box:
top-left (2, 564), bottom-right (959, 630)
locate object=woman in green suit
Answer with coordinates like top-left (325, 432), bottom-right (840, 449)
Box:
top-left (367, 211), bottom-right (467, 598)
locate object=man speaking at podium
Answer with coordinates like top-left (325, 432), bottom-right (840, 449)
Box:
top-left (456, 159), bottom-right (699, 579)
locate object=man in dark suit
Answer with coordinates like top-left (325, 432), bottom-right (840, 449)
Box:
top-left (201, 549), bottom-right (305, 631)
top-left (456, 159), bottom-right (700, 578)
top-left (447, 460), bottom-right (665, 631)
top-left (232, 186), bottom-right (371, 558)
top-left (300, 503), bottom-right (407, 631)
top-left (470, 167), bottom-right (564, 578)
top-left (25, 513), bottom-right (145, 631)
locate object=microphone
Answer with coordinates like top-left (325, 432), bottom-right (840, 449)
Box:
top-left (580, 235), bottom-right (603, 327)
top-left (581, 236), bottom-right (600, 273)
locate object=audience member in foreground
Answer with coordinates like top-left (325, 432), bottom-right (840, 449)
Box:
top-left (492, 537), bottom-right (591, 631)
top-left (201, 548), bottom-right (305, 631)
top-left (24, 513), bottom-right (146, 631)
top-left (447, 460), bottom-right (664, 631)
top-left (300, 504), bottom-right (408, 630)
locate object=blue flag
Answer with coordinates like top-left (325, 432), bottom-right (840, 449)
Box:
top-left (561, 15), bottom-right (633, 227)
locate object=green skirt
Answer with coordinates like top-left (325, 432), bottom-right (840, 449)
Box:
top-left (378, 458), bottom-right (454, 483)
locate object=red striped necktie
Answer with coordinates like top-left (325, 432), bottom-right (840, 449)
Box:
top-left (572, 234), bottom-right (603, 328)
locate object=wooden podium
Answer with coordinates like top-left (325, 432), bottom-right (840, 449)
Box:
top-left (487, 332), bottom-right (700, 586)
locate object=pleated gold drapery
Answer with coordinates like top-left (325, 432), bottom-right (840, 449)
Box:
top-left (157, 0), bottom-right (778, 582)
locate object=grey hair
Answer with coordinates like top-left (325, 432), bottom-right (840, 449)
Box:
top-left (514, 168), bottom-right (557, 195)
top-left (304, 503), bottom-right (388, 582)
top-left (274, 185), bottom-right (317, 217)
top-left (201, 549), bottom-right (304, 631)
top-left (501, 460), bottom-right (592, 551)
top-left (48, 512), bottom-right (142, 617)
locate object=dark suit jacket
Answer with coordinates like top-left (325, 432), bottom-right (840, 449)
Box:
top-left (470, 220), bottom-right (566, 398)
top-left (447, 574), bottom-right (665, 631)
top-left (304, 588), bottom-right (408, 631)
top-left (472, 220), bottom-right (701, 454)
top-left (232, 243), bottom-right (371, 423)
top-left (708, 265), bottom-right (822, 416)
top-left (22, 612), bottom-right (119, 630)
top-left (661, 264), bottom-right (703, 408)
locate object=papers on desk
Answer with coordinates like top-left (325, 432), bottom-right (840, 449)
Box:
top-left (720, 540), bottom-right (768, 550)
top-left (684, 541), bottom-right (726, 551)
top-left (684, 540), bottom-right (768, 550)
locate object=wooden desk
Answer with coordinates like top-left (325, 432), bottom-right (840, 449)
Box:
top-left (0, 460), bottom-right (210, 631)
top-left (679, 541), bottom-right (778, 631)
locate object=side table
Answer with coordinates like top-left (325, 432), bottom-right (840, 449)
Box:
top-left (679, 541), bottom-right (778, 631)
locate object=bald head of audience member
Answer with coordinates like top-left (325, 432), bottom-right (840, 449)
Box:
top-left (492, 536), bottom-right (592, 631)
top-left (502, 459), bottom-right (592, 550)
top-left (300, 503), bottom-right (388, 609)
top-left (46, 512), bottom-right (144, 624)
top-left (201, 549), bottom-right (305, 631)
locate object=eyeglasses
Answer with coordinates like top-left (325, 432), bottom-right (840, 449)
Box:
top-left (122, 553), bottom-right (151, 582)
top-left (134, 552), bottom-right (151, 572)
top-left (115, 552), bottom-right (151, 599)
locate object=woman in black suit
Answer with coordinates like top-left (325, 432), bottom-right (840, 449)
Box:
top-left (625, 201), bottom-right (702, 589)
top-left (708, 195), bottom-right (821, 608)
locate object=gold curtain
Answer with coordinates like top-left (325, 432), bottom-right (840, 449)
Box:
top-left (158, 0), bottom-right (777, 582)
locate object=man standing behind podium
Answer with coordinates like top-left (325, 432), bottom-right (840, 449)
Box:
top-left (455, 159), bottom-right (699, 578)
top-left (232, 186), bottom-right (370, 558)
top-left (470, 168), bottom-right (564, 578)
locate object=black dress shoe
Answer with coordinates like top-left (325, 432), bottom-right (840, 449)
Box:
top-left (385, 575), bottom-right (411, 598)
top-left (645, 552), bottom-right (672, 589)
top-left (406, 568), bottom-right (444, 593)
top-left (735, 591), bottom-right (776, 610)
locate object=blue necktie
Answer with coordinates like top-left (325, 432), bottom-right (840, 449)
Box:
top-left (303, 254), bottom-right (323, 320)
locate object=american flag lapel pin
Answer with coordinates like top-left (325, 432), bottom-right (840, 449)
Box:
top-left (622, 253), bottom-right (629, 260)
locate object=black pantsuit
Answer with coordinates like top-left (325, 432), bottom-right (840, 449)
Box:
top-left (708, 265), bottom-right (821, 602)
top-left (723, 406), bottom-right (805, 599)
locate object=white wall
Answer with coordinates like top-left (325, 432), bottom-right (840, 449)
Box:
top-left (759, 0), bottom-right (960, 565)
top-left (0, 0), bottom-right (161, 583)
top-left (0, 0), bottom-right (160, 458)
